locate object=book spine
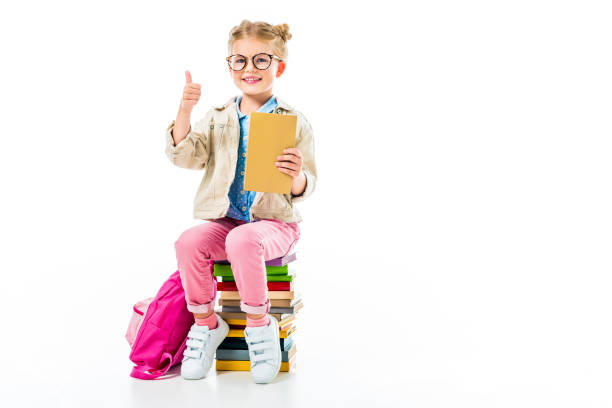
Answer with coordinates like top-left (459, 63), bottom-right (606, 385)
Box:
top-left (216, 345), bottom-right (294, 361)
top-left (221, 274), bottom-right (294, 282)
top-left (220, 291), bottom-right (295, 300)
top-left (219, 336), bottom-right (293, 351)
top-left (221, 305), bottom-right (295, 314)
top-left (215, 357), bottom-right (295, 372)
top-left (213, 264), bottom-right (289, 277)
top-left (213, 252), bottom-right (296, 267)
top-left (217, 281), bottom-right (292, 291)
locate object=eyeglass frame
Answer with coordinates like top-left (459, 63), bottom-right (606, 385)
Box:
top-left (225, 53), bottom-right (283, 71)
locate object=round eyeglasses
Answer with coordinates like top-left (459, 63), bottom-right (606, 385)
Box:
top-left (226, 53), bottom-right (282, 71)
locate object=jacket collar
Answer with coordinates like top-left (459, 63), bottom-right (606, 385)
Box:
top-left (214, 94), bottom-right (293, 112)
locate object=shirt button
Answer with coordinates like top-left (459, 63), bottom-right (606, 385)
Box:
top-left (241, 171), bottom-right (244, 175)
top-left (241, 190), bottom-right (245, 195)
top-left (242, 206), bottom-right (247, 211)
top-left (242, 152), bottom-right (246, 158)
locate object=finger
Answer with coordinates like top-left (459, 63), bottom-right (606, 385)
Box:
top-left (276, 154), bottom-right (301, 164)
top-left (184, 89), bottom-right (201, 96)
top-left (283, 148), bottom-right (302, 157)
top-left (276, 161), bottom-right (299, 171)
top-left (277, 167), bottom-right (299, 178)
top-left (186, 83), bottom-right (201, 90)
top-left (185, 70), bottom-right (192, 83)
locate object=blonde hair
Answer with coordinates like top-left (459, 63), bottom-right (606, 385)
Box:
top-left (228, 20), bottom-right (293, 60)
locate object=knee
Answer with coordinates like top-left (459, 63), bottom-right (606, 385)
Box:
top-left (174, 228), bottom-right (207, 256)
top-left (225, 228), bottom-right (261, 255)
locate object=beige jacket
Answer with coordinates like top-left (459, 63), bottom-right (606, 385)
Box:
top-left (164, 95), bottom-right (317, 223)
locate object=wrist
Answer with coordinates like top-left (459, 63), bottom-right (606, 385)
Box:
top-left (178, 106), bottom-right (192, 117)
top-left (291, 171), bottom-right (306, 196)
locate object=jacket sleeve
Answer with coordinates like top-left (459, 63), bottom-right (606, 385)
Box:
top-left (164, 113), bottom-right (211, 170)
top-left (288, 114), bottom-right (317, 204)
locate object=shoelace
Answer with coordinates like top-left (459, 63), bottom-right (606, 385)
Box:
top-left (183, 328), bottom-right (211, 360)
top-left (246, 334), bottom-right (276, 366)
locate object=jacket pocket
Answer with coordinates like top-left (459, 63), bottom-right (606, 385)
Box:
top-left (256, 192), bottom-right (292, 212)
top-left (197, 168), bottom-right (215, 201)
top-left (209, 121), bottom-right (229, 201)
top-left (210, 121), bottom-right (227, 154)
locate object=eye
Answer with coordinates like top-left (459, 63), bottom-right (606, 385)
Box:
top-left (236, 58), bottom-right (246, 63)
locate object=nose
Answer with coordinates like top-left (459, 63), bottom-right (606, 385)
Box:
top-left (244, 57), bottom-right (259, 72)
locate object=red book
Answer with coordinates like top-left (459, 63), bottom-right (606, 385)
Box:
top-left (217, 281), bottom-right (292, 291)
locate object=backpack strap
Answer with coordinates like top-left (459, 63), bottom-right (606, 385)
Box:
top-left (130, 352), bottom-right (173, 380)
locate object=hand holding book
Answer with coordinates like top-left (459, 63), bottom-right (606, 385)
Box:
top-left (276, 148), bottom-right (306, 197)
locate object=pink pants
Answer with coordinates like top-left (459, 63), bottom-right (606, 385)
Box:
top-left (174, 216), bottom-right (300, 315)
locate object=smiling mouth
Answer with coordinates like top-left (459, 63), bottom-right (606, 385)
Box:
top-left (243, 77), bottom-right (261, 84)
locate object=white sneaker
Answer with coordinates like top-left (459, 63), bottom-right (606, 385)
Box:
top-left (244, 316), bottom-right (282, 384)
top-left (181, 314), bottom-right (229, 380)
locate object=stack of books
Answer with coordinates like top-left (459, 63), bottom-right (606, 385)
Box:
top-left (213, 252), bottom-right (302, 373)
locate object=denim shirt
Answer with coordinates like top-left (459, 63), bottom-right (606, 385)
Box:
top-left (225, 94), bottom-right (278, 222)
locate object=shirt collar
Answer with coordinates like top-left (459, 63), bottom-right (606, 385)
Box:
top-left (215, 95), bottom-right (292, 111)
top-left (235, 94), bottom-right (278, 119)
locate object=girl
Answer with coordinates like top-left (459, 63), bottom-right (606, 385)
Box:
top-left (164, 20), bottom-right (317, 384)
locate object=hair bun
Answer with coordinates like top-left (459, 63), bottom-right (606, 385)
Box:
top-left (275, 23), bottom-right (292, 42)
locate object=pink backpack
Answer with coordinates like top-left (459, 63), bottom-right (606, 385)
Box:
top-left (125, 268), bottom-right (216, 379)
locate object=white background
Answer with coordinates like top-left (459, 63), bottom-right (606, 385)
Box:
top-left (1, 0), bottom-right (611, 407)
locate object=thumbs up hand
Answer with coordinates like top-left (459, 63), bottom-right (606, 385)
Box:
top-left (180, 70), bottom-right (201, 114)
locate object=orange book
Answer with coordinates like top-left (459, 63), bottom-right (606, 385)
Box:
top-left (226, 325), bottom-right (296, 338)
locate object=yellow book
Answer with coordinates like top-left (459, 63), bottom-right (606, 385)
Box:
top-left (279, 315), bottom-right (296, 328)
top-left (226, 325), bottom-right (297, 338)
top-left (218, 312), bottom-right (283, 324)
top-left (282, 324), bottom-right (296, 338)
top-left (244, 112), bottom-right (297, 194)
top-left (216, 355), bottom-right (296, 372)
top-left (220, 291), bottom-right (295, 300)
top-left (218, 313), bottom-right (296, 328)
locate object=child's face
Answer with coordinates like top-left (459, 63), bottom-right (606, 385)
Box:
top-left (228, 37), bottom-right (285, 97)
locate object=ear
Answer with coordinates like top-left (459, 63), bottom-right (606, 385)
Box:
top-left (276, 60), bottom-right (286, 77)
